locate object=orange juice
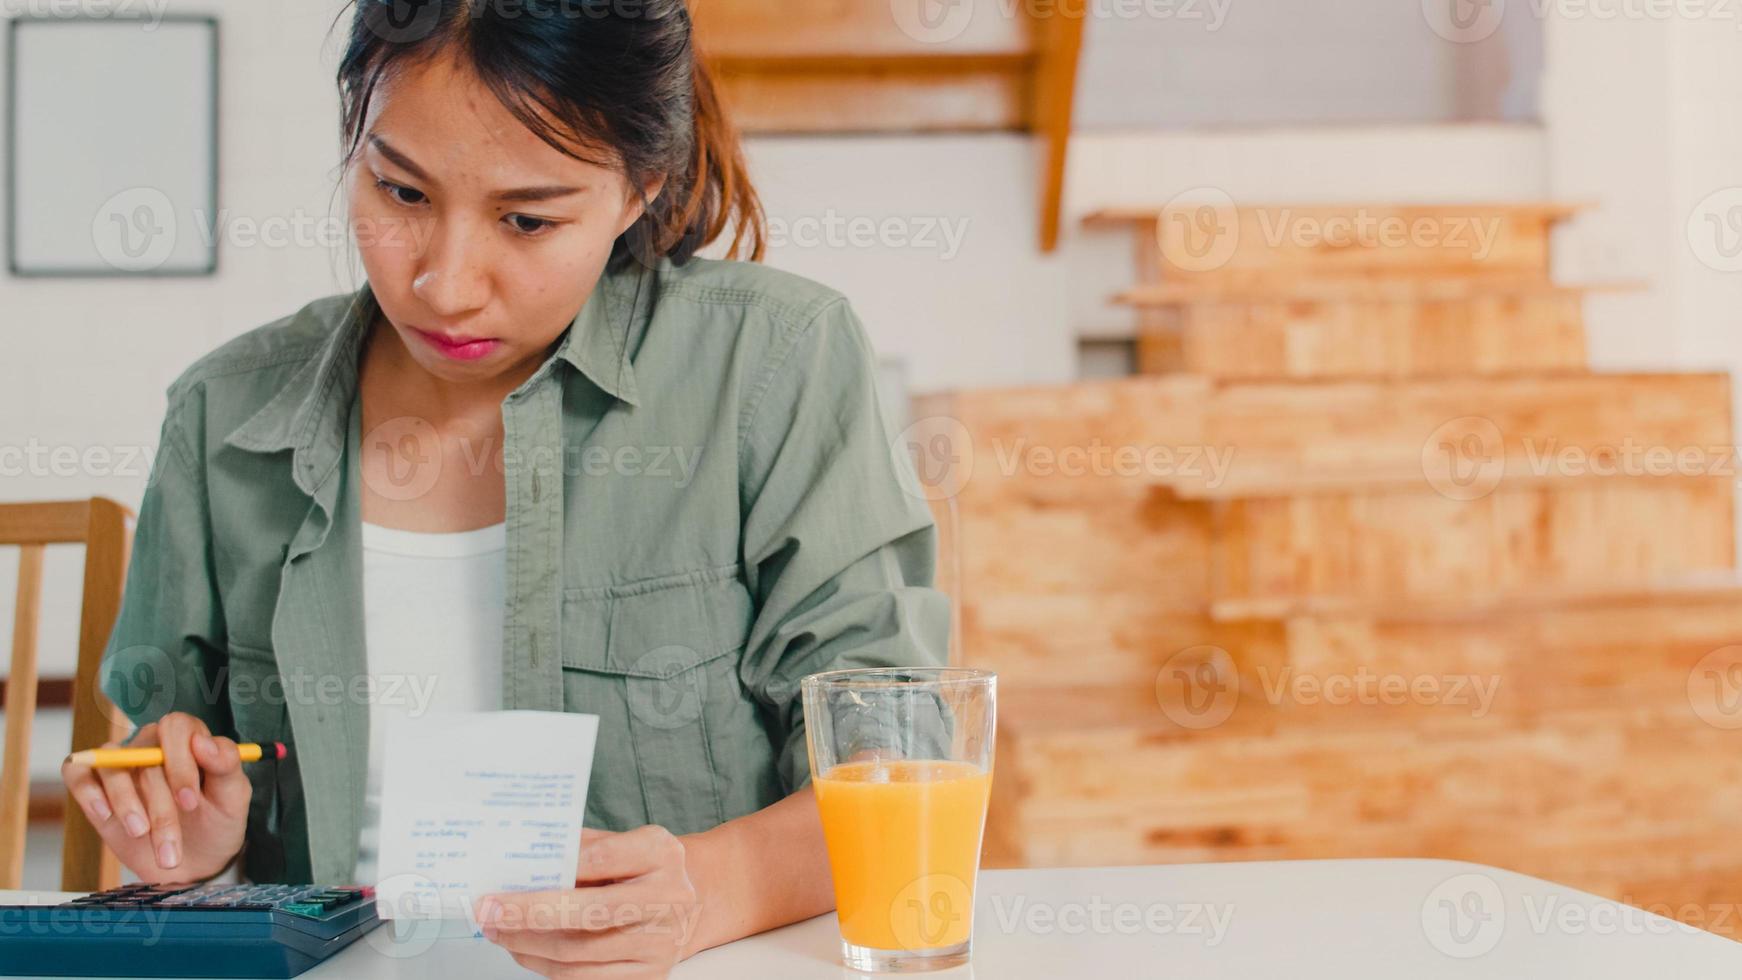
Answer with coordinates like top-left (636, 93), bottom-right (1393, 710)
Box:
top-left (814, 759), bottom-right (993, 952)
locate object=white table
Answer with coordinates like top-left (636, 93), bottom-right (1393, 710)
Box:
top-left (9, 860), bottom-right (1742, 978)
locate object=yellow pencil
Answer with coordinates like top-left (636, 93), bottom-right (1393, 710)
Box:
top-left (65, 742), bottom-right (288, 769)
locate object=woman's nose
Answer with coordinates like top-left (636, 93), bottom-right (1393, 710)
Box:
top-left (411, 235), bottom-right (490, 318)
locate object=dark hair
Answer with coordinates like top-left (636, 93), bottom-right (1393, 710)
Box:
top-left (333, 0), bottom-right (765, 272)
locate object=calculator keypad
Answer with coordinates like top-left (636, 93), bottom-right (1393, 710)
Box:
top-left (63, 882), bottom-right (369, 918)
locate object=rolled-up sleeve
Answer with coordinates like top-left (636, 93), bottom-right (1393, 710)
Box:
top-left (736, 297), bottom-right (951, 793)
top-left (99, 398), bottom-right (232, 740)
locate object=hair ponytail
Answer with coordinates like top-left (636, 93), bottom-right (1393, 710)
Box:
top-left (658, 47), bottom-right (765, 267)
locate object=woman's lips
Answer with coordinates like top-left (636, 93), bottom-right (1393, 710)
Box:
top-left (413, 327), bottom-right (500, 361)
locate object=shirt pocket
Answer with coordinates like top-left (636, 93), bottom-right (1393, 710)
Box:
top-left (560, 567), bottom-right (762, 836)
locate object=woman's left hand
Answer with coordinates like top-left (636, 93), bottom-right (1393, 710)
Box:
top-left (475, 825), bottom-right (703, 979)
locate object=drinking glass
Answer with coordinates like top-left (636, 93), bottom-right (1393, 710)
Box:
top-left (801, 667), bottom-right (997, 973)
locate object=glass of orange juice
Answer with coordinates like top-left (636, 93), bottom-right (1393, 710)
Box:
top-left (801, 667), bottom-right (996, 973)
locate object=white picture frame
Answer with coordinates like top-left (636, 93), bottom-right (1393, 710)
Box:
top-left (6, 14), bottom-right (219, 277)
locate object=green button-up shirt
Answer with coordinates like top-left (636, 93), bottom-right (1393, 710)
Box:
top-left (99, 255), bottom-right (950, 885)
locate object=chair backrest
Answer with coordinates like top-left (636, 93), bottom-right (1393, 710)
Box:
top-left (0, 498), bottom-right (133, 892)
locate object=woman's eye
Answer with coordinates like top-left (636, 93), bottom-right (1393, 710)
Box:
top-left (506, 214), bottom-right (554, 236)
top-left (374, 177), bottom-right (425, 207)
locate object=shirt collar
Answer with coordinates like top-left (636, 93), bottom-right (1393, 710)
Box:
top-left (222, 258), bottom-right (660, 492)
top-left (554, 255), bottom-right (657, 408)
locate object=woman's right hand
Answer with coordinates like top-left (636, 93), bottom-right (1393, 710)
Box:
top-left (61, 711), bottom-right (251, 883)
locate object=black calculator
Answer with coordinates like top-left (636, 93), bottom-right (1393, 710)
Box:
top-left (0, 881), bottom-right (381, 978)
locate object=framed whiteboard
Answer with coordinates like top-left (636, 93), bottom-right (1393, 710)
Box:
top-left (6, 14), bottom-right (219, 277)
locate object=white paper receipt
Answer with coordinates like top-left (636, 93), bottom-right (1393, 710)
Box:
top-left (373, 710), bottom-right (600, 920)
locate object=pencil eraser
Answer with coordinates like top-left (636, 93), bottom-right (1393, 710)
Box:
top-left (274, 742), bottom-right (288, 760)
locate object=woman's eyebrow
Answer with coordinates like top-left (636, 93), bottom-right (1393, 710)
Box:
top-left (369, 134), bottom-right (586, 203)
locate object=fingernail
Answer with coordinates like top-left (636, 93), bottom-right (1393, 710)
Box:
top-left (177, 788), bottom-right (199, 812)
top-left (124, 813), bottom-right (148, 837)
top-left (158, 840), bottom-right (180, 869)
top-left (90, 797), bottom-right (113, 822)
top-left (476, 898), bottom-right (499, 924)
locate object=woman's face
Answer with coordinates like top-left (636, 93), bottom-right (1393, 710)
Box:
top-left (346, 55), bottom-right (663, 386)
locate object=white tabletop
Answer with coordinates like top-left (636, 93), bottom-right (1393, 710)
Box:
top-left (9, 859), bottom-right (1741, 978)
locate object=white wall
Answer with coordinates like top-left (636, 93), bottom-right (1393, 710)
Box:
top-left (1075, 0), bottom-right (1540, 128)
top-left (1539, 8), bottom-right (1742, 557)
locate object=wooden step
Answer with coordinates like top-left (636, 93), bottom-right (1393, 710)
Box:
top-left (1083, 201), bottom-right (1589, 284)
top-left (990, 687), bottom-right (1742, 909)
top-left (1136, 291), bottom-right (1589, 380)
top-left (1178, 373), bottom-right (1732, 499)
top-left (1211, 477), bottom-right (1735, 608)
top-left (1209, 570), bottom-right (1742, 622)
top-left (1116, 276), bottom-right (1632, 305)
top-left (1117, 280), bottom-right (1641, 381)
top-left (919, 373), bottom-right (1733, 501)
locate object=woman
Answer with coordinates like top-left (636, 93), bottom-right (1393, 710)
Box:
top-left (59, 1), bottom-right (949, 974)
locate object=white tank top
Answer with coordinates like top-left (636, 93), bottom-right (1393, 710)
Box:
top-left (352, 520), bottom-right (507, 886)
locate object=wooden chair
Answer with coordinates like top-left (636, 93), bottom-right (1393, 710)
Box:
top-left (0, 499), bottom-right (134, 891)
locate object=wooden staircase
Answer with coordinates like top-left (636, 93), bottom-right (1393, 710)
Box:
top-left (914, 202), bottom-right (1742, 935)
